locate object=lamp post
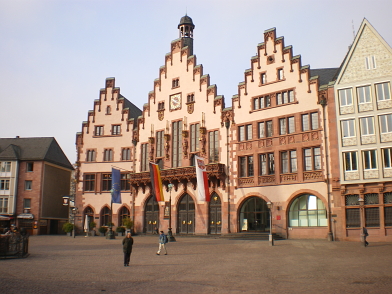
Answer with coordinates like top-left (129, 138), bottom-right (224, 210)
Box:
top-left (225, 119), bottom-right (231, 234)
top-left (358, 197), bottom-right (365, 246)
top-left (266, 201), bottom-right (274, 246)
top-left (167, 183), bottom-right (176, 242)
top-left (63, 196), bottom-right (77, 238)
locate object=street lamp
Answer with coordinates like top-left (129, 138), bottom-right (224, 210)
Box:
top-left (63, 196), bottom-right (77, 238)
top-left (167, 183), bottom-right (176, 242)
top-left (266, 201), bottom-right (274, 246)
top-left (358, 197), bottom-right (365, 246)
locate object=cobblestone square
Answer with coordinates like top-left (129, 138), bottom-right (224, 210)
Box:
top-left (1, 235), bottom-right (392, 293)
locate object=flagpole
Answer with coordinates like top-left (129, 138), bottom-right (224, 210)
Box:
top-left (106, 199), bottom-right (115, 239)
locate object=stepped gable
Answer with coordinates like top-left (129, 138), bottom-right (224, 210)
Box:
top-left (142, 15), bottom-right (225, 132)
top-left (233, 27), bottom-right (336, 110)
top-left (0, 137), bottom-right (73, 169)
top-left (75, 77), bottom-right (142, 148)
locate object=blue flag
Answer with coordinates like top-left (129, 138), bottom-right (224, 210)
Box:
top-left (111, 168), bottom-right (121, 204)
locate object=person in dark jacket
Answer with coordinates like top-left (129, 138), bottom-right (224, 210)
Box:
top-left (363, 227), bottom-right (369, 247)
top-left (122, 232), bottom-right (134, 266)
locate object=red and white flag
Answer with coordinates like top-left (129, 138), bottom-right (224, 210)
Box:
top-left (195, 155), bottom-right (210, 202)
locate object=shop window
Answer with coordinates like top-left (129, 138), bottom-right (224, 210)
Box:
top-left (288, 194), bottom-right (327, 227)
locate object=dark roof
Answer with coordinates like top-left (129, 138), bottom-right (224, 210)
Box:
top-left (178, 15), bottom-right (195, 28)
top-left (310, 68), bottom-right (340, 87)
top-left (119, 94), bottom-right (142, 122)
top-left (0, 137), bottom-right (73, 170)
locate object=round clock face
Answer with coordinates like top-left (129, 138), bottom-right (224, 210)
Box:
top-left (170, 94), bottom-right (181, 110)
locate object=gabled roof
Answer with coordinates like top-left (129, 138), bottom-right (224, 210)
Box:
top-left (335, 18), bottom-right (392, 84)
top-left (310, 68), bottom-right (340, 87)
top-left (0, 137), bottom-right (73, 170)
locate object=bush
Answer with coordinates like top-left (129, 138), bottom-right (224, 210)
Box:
top-left (116, 227), bottom-right (125, 233)
top-left (98, 226), bottom-right (108, 234)
top-left (122, 217), bottom-right (133, 230)
top-left (62, 222), bottom-right (74, 233)
top-left (89, 221), bottom-right (96, 230)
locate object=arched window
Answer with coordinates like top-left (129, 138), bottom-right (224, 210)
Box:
top-left (106, 105), bottom-right (111, 115)
top-left (289, 194), bottom-right (327, 227)
top-left (118, 206), bottom-right (130, 226)
top-left (101, 207), bottom-right (111, 227)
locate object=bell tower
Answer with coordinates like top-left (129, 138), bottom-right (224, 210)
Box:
top-left (178, 14), bottom-right (195, 55)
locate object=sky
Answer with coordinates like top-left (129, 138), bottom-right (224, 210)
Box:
top-left (1, 0), bottom-right (392, 164)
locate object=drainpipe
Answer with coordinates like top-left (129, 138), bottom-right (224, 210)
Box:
top-left (320, 97), bottom-right (333, 241)
top-left (225, 120), bottom-right (231, 234)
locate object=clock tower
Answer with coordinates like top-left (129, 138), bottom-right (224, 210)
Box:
top-left (178, 14), bottom-right (195, 56)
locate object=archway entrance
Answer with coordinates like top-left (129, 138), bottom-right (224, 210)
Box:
top-left (209, 193), bottom-right (221, 234)
top-left (239, 197), bottom-right (270, 232)
top-left (144, 195), bottom-right (159, 233)
top-left (177, 194), bottom-right (195, 234)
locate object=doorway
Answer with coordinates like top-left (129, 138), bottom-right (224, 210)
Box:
top-left (239, 197), bottom-right (270, 232)
top-left (177, 194), bottom-right (195, 234)
top-left (144, 195), bottom-right (159, 233)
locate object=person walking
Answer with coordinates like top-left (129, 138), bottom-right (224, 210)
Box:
top-left (122, 232), bottom-right (134, 266)
top-left (363, 227), bottom-right (369, 247)
top-left (156, 231), bottom-right (168, 255)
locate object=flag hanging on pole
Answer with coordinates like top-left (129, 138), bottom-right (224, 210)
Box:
top-left (149, 162), bottom-right (164, 202)
top-left (111, 168), bottom-right (122, 204)
top-left (195, 155), bottom-right (210, 202)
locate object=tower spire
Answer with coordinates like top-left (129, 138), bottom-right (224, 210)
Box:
top-left (178, 15), bottom-right (195, 55)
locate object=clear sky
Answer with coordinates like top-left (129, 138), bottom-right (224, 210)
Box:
top-left (1, 0), bottom-right (391, 164)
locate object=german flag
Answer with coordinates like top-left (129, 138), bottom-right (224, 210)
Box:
top-left (149, 162), bottom-right (164, 202)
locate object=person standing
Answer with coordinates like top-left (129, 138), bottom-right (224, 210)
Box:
top-left (156, 231), bottom-right (168, 255)
top-left (122, 232), bottom-right (134, 266)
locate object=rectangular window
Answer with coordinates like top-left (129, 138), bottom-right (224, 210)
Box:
top-left (103, 149), bottom-right (113, 161)
top-left (0, 198), bottom-right (8, 213)
top-left (246, 124), bottom-right (252, 140)
top-left (281, 151), bottom-right (288, 174)
top-left (238, 124), bottom-right (252, 141)
top-left (363, 150), bottom-right (377, 170)
top-left (84, 174), bottom-right (95, 192)
top-left (261, 73), bottom-right (266, 84)
top-left (120, 173), bottom-right (130, 191)
top-left (0, 162), bottom-right (11, 172)
top-left (156, 131), bottom-right (164, 157)
top-left (253, 97), bottom-right (260, 110)
top-left (190, 124), bottom-right (200, 152)
top-left (172, 121), bottom-right (183, 168)
top-left (239, 156), bottom-right (254, 178)
top-left (360, 117), bottom-right (375, 136)
top-left (265, 95), bottom-right (271, 107)
top-left (339, 88), bottom-right (353, 106)
top-left (385, 207), bottom-right (392, 226)
top-left (357, 85), bottom-right (372, 104)
top-left (365, 207), bottom-right (380, 227)
top-left (258, 122), bottom-right (265, 138)
top-left (365, 56), bottom-right (376, 70)
top-left (383, 148), bottom-right (392, 168)
top-left (277, 68), bottom-right (283, 80)
top-left (379, 114), bottom-right (392, 133)
top-left (140, 143), bottom-right (148, 172)
top-left (95, 126), bottom-right (104, 136)
top-left (23, 198), bottom-right (31, 209)
top-left (259, 153), bottom-right (274, 175)
top-left (279, 118), bottom-right (286, 135)
top-left (288, 117), bottom-right (295, 134)
top-left (311, 113), bottom-right (319, 130)
top-left (344, 151), bottom-right (358, 171)
top-left (26, 162), bottom-right (34, 172)
top-left (0, 180), bottom-right (10, 190)
top-left (276, 93), bottom-right (282, 105)
top-left (376, 82), bottom-right (391, 101)
top-left (266, 121), bottom-right (273, 137)
top-left (288, 90), bottom-right (294, 102)
top-left (341, 119), bottom-right (356, 138)
top-left (346, 208), bottom-right (360, 228)
top-left (209, 131), bottom-right (219, 163)
top-left (304, 147), bottom-right (321, 171)
top-left (121, 148), bottom-right (131, 161)
top-left (302, 114), bottom-right (309, 131)
top-left (112, 125), bottom-right (121, 135)
top-left (282, 150), bottom-right (298, 173)
top-left (102, 173), bottom-right (112, 191)
top-left (86, 150), bottom-right (96, 162)
top-left (25, 180), bottom-right (32, 190)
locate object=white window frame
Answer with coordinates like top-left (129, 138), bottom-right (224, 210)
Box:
top-left (383, 148), bottom-right (392, 169)
top-left (344, 151), bottom-right (358, 171)
top-left (357, 85), bottom-right (372, 104)
top-left (341, 119), bottom-right (356, 138)
top-left (376, 82), bottom-right (391, 101)
top-left (339, 88), bottom-right (353, 106)
top-left (379, 114), bottom-right (392, 134)
top-left (363, 150), bottom-right (377, 170)
top-left (360, 116), bottom-right (375, 136)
